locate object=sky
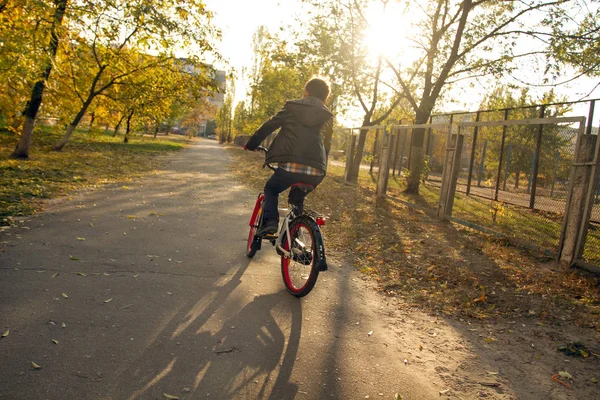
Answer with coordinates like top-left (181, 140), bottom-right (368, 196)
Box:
top-left (203, 0), bottom-right (307, 106)
top-left (203, 0), bottom-right (599, 126)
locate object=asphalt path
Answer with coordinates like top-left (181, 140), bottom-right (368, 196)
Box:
top-left (0, 139), bottom-right (440, 400)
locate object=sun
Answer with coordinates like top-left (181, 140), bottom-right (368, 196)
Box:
top-left (361, 2), bottom-right (417, 61)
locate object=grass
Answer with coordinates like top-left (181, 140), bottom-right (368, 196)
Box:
top-left (227, 146), bottom-right (600, 328)
top-left (330, 163), bottom-right (600, 264)
top-left (0, 125), bottom-right (186, 224)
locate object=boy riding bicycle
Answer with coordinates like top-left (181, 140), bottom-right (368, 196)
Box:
top-left (244, 78), bottom-right (334, 237)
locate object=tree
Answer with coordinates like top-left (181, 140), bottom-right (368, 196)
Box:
top-left (51, 0), bottom-right (220, 150)
top-left (546, 1), bottom-right (600, 78)
top-left (232, 101), bottom-right (250, 136)
top-left (216, 92), bottom-right (233, 142)
top-left (370, 0), bottom-right (569, 193)
top-left (10, 0), bottom-right (67, 159)
top-left (477, 86), bottom-right (571, 191)
top-left (293, 0), bottom-right (405, 182)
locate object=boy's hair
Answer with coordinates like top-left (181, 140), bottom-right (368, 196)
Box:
top-left (305, 78), bottom-right (330, 102)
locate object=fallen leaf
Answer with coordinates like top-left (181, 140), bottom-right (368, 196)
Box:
top-left (62, 322), bottom-right (67, 328)
top-left (52, 273), bottom-right (59, 278)
top-left (76, 272), bottom-right (87, 277)
top-left (103, 272), bottom-right (111, 276)
top-left (591, 378), bottom-right (598, 384)
top-left (162, 394), bottom-right (180, 400)
top-left (367, 331), bottom-right (373, 336)
top-left (69, 255), bottom-right (79, 261)
top-left (52, 339), bottom-right (59, 345)
top-left (89, 222), bottom-right (94, 227)
top-left (104, 298), bottom-right (113, 303)
top-left (473, 291), bottom-right (486, 303)
top-left (31, 361), bottom-right (42, 369)
top-left (1, 329), bottom-right (9, 338)
top-left (37, 270), bottom-right (46, 273)
top-left (558, 371), bottom-right (573, 380)
top-left (483, 337), bottom-right (497, 343)
top-left (486, 371), bottom-right (499, 375)
top-left (61, 293), bottom-right (69, 299)
top-left (77, 237), bottom-right (86, 241)
top-left (133, 274), bottom-right (139, 278)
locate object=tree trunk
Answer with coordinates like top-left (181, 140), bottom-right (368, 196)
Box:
top-left (153, 123), bottom-right (159, 138)
top-left (11, 0), bottom-right (67, 159)
top-left (123, 110), bottom-right (134, 143)
top-left (88, 112), bottom-right (95, 131)
top-left (112, 115), bottom-right (126, 137)
top-left (348, 121), bottom-right (372, 183)
top-left (405, 109), bottom-right (432, 194)
top-left (514, 170), bottom-right (520, 189)
top-left (54, 100), bottom-right (90, 151)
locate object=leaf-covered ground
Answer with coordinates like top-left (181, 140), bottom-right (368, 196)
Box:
top-left (227, 146), bottom-right (600, 330)
top-left (0, 127), bottom-right (186, 225)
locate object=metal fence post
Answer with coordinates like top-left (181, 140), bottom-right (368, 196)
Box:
top-left (503, 145), bottom-right (512, 191)
top-left (530, 105), bottom-right (546, 209)
top-left (376, 127), bottom-right (391, 199)
top-left (551, 151), bottom-right (560, 197)
top-left (370, 128), bottom-right (380, 174)
top-left (438, 128), bottom-right (462, 219)
top-left (586, 100), bottom-right (595, 135)
top-left (466, 111), bottom-right (481, 195)
top-left (559, 126), bottom-right (599, 265)
top-left (399, 127), bottom-right (407, 174)
top-left (477, 139), bottom-right (488, 187)
top-left (494, 109), bottom-right (510, 200)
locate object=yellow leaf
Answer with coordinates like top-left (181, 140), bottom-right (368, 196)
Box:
top-left (104, 298), bottom-right (113, 303)
top-left (162, 394), bottom-right (180, 400)
top-left (483, 337), bottom-right (497, 343)
top-left (69, 255), bottom-right (79, 261)
top-left (1, 329), bottom-right (9, 338)
top-left (52, 272), bottom-right (59, 278)
top-left (76, 272), bottom-right (87, 276)
top-left (52, 339), bottom-right (58, 345)
top-left (61, 293), bottom-right (69, 299)
top-left (77, 237), bottom-right (86, 241)
top-left (121, 186), bottom-right (130, 190)
top-left (31, 361), bottom-right (42, 369)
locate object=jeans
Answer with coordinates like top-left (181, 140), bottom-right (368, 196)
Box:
top-left (263, 168), bottom-right (325, 225)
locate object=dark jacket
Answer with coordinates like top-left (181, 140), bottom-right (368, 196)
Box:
top-left (245, 96), bottom-right (334, 172)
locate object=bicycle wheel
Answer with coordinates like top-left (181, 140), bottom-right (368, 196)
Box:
top-left (281, 216), bottom-right (320, 297)
top-left (247, 194), bottom-right (264, 258)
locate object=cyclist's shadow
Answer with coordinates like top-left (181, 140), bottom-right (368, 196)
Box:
top-left (193, 292), bottom-right (303, 399)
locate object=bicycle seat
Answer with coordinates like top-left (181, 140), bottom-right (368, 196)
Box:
top-left (290, 183), bottom-right (314, 194)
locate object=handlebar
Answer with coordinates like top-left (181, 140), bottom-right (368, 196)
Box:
top-left (250, 146), bottom-right (276, 171)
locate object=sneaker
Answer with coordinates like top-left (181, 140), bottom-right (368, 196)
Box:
top-left (257, 221), bottom-right (278, 237)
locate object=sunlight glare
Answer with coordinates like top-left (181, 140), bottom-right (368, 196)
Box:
top-left (362, 5), bottom-right (400, 59)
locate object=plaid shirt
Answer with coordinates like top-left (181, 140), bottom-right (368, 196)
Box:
top-left (278, 162), bottom-right (325, 176)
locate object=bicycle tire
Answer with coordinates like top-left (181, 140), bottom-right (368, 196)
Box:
top-left (281, 216), bottom-right (320, 297)
top-left (247, 194), bottom-right (264, 258)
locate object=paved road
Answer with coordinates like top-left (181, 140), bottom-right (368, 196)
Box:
top-left (0, 139), bottom-right (439, 400)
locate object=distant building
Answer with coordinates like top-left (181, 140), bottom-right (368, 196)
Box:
top-left (209, 69), bottom-right (226, 109)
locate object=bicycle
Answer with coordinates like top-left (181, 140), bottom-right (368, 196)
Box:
top-left (246, 147), bottom-right (328, 297)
